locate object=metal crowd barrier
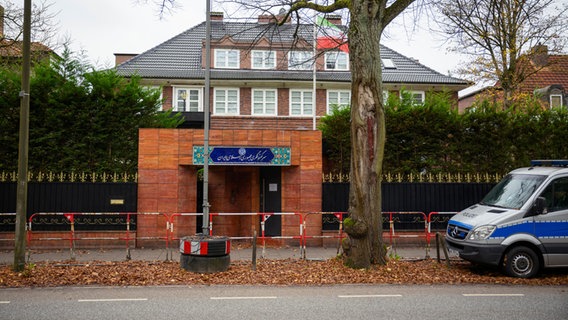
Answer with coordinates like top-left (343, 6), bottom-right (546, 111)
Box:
top-left (26, 212), bottom-right (168, 260)
top-left (209, 212), bottom-right (304, 258)
top-left (303, 212), bottom-right (346, 257)
top-left (21, 211), bottom-right (459, 261)
top-left (426, 211), bottom-right (458, 247)
top-left (0, 213), bottom-right (16, 244)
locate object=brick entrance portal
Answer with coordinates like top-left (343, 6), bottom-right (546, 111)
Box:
top-left (137, 129), bottom-right (322, 246)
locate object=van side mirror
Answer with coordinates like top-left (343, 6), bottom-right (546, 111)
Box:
top-left (532, 197), bottom-right (547, 216)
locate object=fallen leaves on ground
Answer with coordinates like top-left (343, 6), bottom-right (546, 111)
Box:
top-left (1, 258), bottom-right (567, 288)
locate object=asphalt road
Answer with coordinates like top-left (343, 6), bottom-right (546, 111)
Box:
top-left (1, 284), bottom-right (567, 320)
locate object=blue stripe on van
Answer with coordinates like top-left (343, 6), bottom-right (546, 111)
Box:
top-left (490, 220), bottom-right (568, 239)
top-left (448, 220), bottom-right (474, 230)
top-left (535, 220), bottom-right (568, 238)
top-left (490, 221), bottom-right (533, 238)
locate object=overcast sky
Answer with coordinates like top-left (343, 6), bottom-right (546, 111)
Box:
top-left (51, 0), bottom-right (465, 82)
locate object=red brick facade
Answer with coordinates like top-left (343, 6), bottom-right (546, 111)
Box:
top-left (137, 128), bottom-right (322, 244)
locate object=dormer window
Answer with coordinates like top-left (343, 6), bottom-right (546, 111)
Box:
top-left (288, 51), bottom-right (313, 70)
top-left (252, 50), bottom-right (276, 69)
top-left (382, 58), bottom-right (396, 69)
top-left (325, 52), bottom-right (349, 70)
top-left (215, 49), bottom-right (239, 69)
top-left (550, 94), bottom-right (563, 108)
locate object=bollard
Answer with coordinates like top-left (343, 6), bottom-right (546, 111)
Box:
top-left (179, 235), bottom-right (231, 273)
top-left (252, 231), bottom-right (257, 271)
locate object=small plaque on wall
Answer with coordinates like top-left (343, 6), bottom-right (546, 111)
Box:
top-left (110, 199), bottom-right (125, 205)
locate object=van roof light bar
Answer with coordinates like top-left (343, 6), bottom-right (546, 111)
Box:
top-left (530, 160), bottom-right (568, 167)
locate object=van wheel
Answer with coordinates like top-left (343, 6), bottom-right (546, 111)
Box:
top-left (504, 246), bottom-right (540, 278)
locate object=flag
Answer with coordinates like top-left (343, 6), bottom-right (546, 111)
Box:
top-left (316, 16), bottom-right (348, 53)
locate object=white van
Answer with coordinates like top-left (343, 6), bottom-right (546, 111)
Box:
top-left (446, 160), bottom-right (568, 278)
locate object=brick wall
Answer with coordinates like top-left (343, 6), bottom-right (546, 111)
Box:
top-left (138, 128), bottom-right (322, 245)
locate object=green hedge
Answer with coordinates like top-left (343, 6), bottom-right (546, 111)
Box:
top-left (321, 91), bottom-right (568, 175)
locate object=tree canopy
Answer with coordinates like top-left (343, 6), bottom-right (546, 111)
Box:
top-left (200, 0), bottom-right (416, 268)
top-left (0, 0), bottom-right (60, 51)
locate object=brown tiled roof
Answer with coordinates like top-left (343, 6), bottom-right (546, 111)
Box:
top-left (0, 39), bottom-right (53, 58)
top-left (519, 55), bottom-right (568, 93)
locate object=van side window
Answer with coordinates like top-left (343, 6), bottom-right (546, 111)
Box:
top-left (539, 177), bottom-right (568, 212)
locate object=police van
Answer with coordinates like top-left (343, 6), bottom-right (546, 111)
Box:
top-left (446, 160), bottom-right (568, 278)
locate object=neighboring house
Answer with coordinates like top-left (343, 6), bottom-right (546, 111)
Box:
top-left (522, 46), bottom-right (568, 108)
top-left (115, 12), bottom-right (469, 243)
top-left (0, 5), bottom-right (55, 65)
top-left (459, 45), bottom-right (568, 111)
top-left (0, 40), bottom-right (54, 65)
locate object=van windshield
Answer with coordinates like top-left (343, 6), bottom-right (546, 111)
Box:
top-left (480, 174), bottom-right (546, 209)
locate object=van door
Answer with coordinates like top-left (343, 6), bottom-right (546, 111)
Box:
top-left (535, 176), bottom-right (568, 267)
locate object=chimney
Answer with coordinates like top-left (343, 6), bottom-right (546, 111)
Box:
top-left (0, 5), bottom-right (5, 38)
top-left (210, 12), bottom-right (223, 21)
top-left (531, 44), bottom-right (549, 67)
top-left (258, 9), bottom-right (291, 24)
top-left (114, 53), bottom-right (138, 66)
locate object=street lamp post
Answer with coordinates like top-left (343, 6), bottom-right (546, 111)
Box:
top-left (13, 0), bottom-right (32, 272)
top-left (202, 0), bottom-right (211, 235)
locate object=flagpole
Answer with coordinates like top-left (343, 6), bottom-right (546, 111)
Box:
top-left (312, 15), bottom-right (317, 130)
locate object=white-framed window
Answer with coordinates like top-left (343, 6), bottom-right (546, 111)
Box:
top-left (288, 51), bottom-right (313, 70)
top-left (409, 91), bottom-right (425, 105)
top-left (252, 50), bottom-right (276, 69)
top-left (325, 52), bottom-right (349, 70)
top-left (214, 49), bottom-right (239, 69)
top-left (144, 86), bottom-right (163, 111)
top-left (550, 94), bottom-right (563, 108)
top-left (383, 90), bottom-right (389, 105)
top-left (252, 89), bottom-right (277, 115)
top-left (327, 90), bottom-right (350, 114)
top-left (290, 90), bottom-right (313, 116)
top-left (174, 87), bottom-right (202, 112)
top-left (214, 88), bottom-right (239, 115)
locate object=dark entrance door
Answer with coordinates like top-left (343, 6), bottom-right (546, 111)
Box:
top-left (260, 166), bottom-right (282, 236)
top-left (196, 176), bottom-right (203, 233)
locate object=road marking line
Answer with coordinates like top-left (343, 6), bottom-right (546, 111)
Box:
top-left (211, 296), bottom-right (277, 300)
top-left (463, 294), bottom-right (524, 297)
top-left (338, 295), bottom-right (403, 298)
top-left (0, 301), bottom-right (10, 304)
top-left (78, 298), bottom-right (148, 302)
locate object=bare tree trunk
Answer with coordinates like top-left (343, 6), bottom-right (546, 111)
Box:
top-left (341, 1), bottom-right (387, 268)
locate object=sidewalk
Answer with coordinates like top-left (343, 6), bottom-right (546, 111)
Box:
top-left (0, 244), bottom-right (452, 265)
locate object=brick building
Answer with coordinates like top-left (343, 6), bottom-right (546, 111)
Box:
top-left (115, 12), bottom-right (469, 242)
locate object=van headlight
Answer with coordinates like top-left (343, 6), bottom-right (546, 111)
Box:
top-left (468, 225), bottom-right (496, 240)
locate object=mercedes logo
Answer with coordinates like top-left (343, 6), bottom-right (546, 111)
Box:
top-left (450, 226), bottom-right (459, 238)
